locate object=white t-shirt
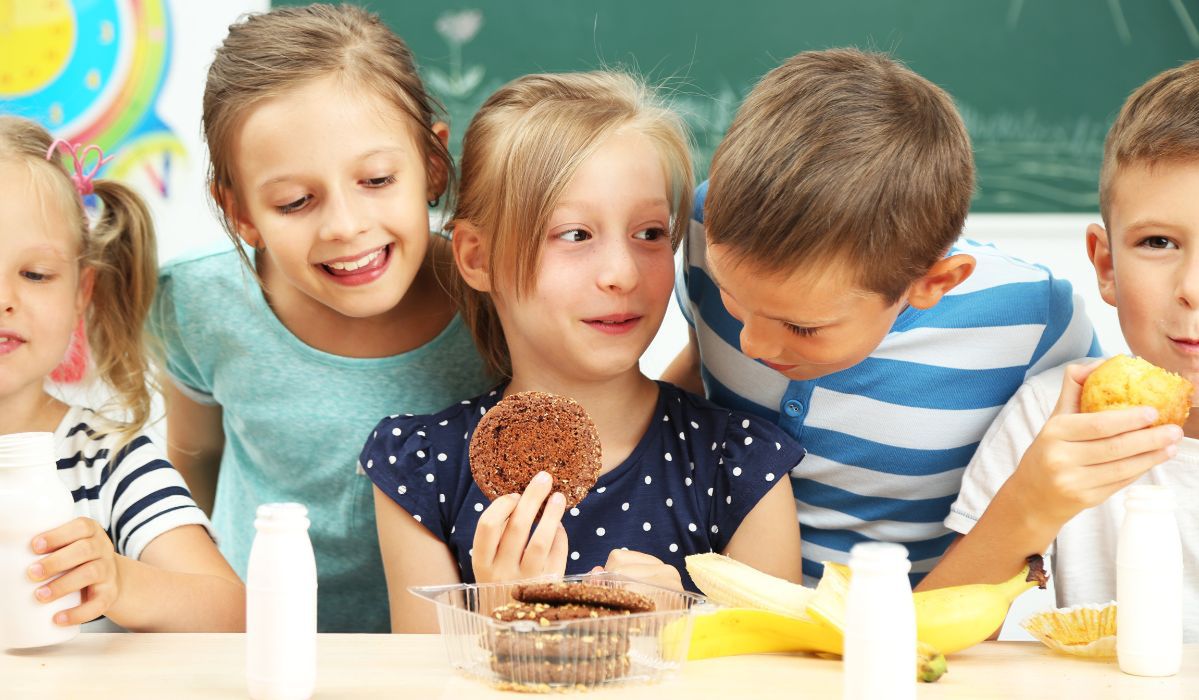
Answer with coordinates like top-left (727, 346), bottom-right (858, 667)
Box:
top-left (55, 405), bottom-right (213, 560)
top-left (945, 360), bottom-right (1199, 642)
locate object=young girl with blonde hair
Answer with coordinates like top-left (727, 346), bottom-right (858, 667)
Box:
top-left (361, 71), bottom-right (804, 633)
top-left (0, 115), bottom-right (243, 631)
top-left (150, 4), bottom-right (490, 632)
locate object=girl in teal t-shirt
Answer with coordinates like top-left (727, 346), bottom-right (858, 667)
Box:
top-left (148, 5), bottom-right (490, 632)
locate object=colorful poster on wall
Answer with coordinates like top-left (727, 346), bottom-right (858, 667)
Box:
top-left (1, 0), bottom-right (266, 262)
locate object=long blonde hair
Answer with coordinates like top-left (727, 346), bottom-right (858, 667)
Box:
top-left (452, 71), bottom-right (694, 379)
top-left (0, 116), bottom-right (158, 445)
top-left (202, 3), bottom-right (453, 272)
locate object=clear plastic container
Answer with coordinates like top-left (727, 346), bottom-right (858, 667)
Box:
top-left (410, 573), bottom-right (706, 692)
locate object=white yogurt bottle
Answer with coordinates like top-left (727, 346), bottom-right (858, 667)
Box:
top-left (843, 542), bottom-right (916, 700)
top-left (247, 503), bottom-right (317, 700)
top-left (0, 432), bottom-right (81, 649)
top-left (1117, 484), bottom-right (1182, 677)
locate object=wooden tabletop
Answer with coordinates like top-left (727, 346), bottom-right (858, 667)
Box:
top-left (4, 634), bottom-right (1196, 699)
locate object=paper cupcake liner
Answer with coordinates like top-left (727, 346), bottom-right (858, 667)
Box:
top-left (1021, 601), bottom-right (1116, 659)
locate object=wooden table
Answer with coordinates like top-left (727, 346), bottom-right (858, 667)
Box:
top-left (3, 635), bottom-right (1196, 699)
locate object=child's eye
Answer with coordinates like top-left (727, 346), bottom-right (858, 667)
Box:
top-left (277, 195), bottom-right (311, 215)
top-left (1139, 236), bottom-right (1177, 250)
top-left (363, 175), bottom-right (396, 188)
top-left (557, 229), bottom-right (591, 242)
top-left (20, 271), bottom-right (52, 282)
top-left (634, 227), bottom-right (667, 241)
top-left (783, 322), bottom-right (821, 337)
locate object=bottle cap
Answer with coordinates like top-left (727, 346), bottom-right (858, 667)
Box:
top-left (254, 502), bottom-right (311, 531)
top-left (848, 541), bottom-right (912, 574)
top-left (1124, 484), bottom-right (1175, 511)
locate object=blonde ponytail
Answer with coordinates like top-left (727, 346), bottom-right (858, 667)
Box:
top-left (85, 180), bottom-right (159, 445)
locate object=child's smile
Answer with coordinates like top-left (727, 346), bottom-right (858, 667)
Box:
top-left (317, 243), bottom-right (392, 287)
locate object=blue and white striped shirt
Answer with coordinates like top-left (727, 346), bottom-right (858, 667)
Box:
top-left (54, 406), bottom-right (213, 560)
top-left (677, 182), bottom-right (1101, 585)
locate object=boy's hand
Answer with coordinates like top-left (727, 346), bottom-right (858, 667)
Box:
top-left (1011, 362), bottom-right (1184, 527)
top-left (27, 517), bottom-right (121, 625)
top-left (592, 549), bottom-right (683, 591)
top-left (472, 471), bottom-right (569, 584)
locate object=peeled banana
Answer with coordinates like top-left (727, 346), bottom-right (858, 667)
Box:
top-left (685, 553), bottom-right (814, 617)
top-left (683, 552), bottom-right (1048, 663)
top-left (808, 555), bottom-right (1049, 655)
top-left (682, 554), bottom-right (836, 658)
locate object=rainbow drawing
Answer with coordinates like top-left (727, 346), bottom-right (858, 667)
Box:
top-left (0, 0), bottom-right (185, 199)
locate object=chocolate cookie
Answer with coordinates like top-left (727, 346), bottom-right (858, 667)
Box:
top-left (490, 601), bottom-right (630, 624)
top-left (513, 581), bottom-right (656, 614)
top-left (469, 391), bottom-right (602, 508)
top-left (491, 630), bottom-right (630, 659)
top-left (490, 654), bottom-right (632, 686)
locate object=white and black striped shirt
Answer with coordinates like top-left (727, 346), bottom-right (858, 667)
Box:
top-left (54, 406), bottom-right (213, 560)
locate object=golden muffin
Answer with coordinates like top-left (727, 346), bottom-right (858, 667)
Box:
top-left (1080, 355), bottom-right (1194, 427)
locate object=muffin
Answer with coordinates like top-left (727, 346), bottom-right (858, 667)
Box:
top-left (469, 391), bottom-right (602, 507)
top-left (1080, 355), bottom-right (1193, 427)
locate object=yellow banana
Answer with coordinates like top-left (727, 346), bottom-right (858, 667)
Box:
top-left (681, 553), bottom-right (837, 659)
top-left (807, 555), bottom-right (1048, 655)
top-left (685, 606), bottom-right (843, 660)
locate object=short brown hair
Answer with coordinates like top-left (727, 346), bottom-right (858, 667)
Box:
top-left (0, 116), bottom-right (158, 447)
top-left (1099, 59), bottom-right (1199, 226)
top-left (706, 48), bottom-right (974, 302)
top-left (452, 72), bottom-right (694, 378)
top-left (203, 3), bottom-right (452, 270)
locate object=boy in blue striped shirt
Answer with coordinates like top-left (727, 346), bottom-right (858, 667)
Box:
top-left (664, 49), bottom-right (1100, 585)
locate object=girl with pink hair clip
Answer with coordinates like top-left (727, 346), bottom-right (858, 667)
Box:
top-left (0, 115), bottom-right (244, 632)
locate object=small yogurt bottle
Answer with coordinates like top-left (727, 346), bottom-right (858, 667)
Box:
top-left (0, 432), bottom-right (80, 649)
top-left (246, 503), bottom-right (318, 699)
top-left (1117, 484), bottom-right (1182, 677)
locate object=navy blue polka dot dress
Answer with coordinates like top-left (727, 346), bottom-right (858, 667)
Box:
top-left (359, 382), bottom-right (804, 592)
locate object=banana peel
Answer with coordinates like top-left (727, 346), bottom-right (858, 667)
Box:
top-left (681, 607), bottom-right (842, 660)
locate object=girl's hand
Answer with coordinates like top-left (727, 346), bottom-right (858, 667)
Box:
top-left (1010, 362), bottom-right (1183, 528)
top-left (593, 549), bottom-right (683, 591)
top-left (27, 517), bottom-right (121, 625)
top-left (472, 471), bottom-right (569, 584)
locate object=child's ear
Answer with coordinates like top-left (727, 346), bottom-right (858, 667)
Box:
top-left (212, 183), bottom-right (263, 249)
top-left (1086, 223), bottom-right (1117, 307)
top-left (906, 254), bottom-right (976, 310)
top-left (427, 122), bottom-right (451, 203)
top-left (452, 220), bottom-right (491, 293)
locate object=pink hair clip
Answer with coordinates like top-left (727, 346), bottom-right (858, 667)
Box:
top-left (45, 138), bottom-right (114, 196)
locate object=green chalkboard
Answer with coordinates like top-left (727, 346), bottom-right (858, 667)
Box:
top-left (278, 0), bottom-right (1199, 212)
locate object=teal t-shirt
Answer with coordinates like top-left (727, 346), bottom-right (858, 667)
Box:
top-left (149, 247), bottom-right (492, 632)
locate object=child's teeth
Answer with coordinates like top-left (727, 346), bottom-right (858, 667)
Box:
top-left (327, 248), bottom-right (381, 271)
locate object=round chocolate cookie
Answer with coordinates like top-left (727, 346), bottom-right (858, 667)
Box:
top-left (490, 601), bottom-right (630, 624)
top-left (491, 655), bottom-right (632, 686)
top-left (469, 391), bottom-right (602, 508)
top-left (514, 581), bottom-right (656, 614)
top-left (491, 630), bottom-right (631, 659)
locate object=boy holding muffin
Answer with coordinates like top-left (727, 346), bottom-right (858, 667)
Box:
top-left (919, 59), bottom-right (1199, 642)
